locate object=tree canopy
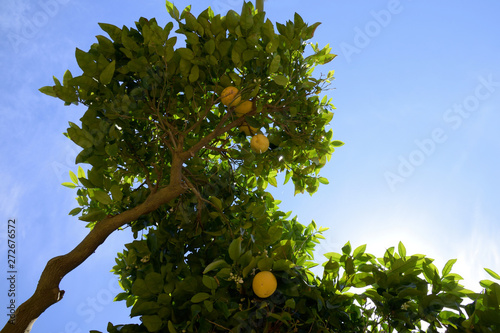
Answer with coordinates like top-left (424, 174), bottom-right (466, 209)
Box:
top-left (3, 1), bottom-right (500, 333)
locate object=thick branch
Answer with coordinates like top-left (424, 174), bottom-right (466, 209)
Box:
top-left (1, 162), bottom-right (186, 333)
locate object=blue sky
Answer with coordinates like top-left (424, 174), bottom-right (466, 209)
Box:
top-left (1, 0), bottom-right (499, 332)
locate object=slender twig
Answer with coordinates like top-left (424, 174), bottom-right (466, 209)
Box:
top-left (183, 90), bottom-right (217, 135)
top-left (256, 0), bottom-right (264, 12)
top-left (206, 320), bottom-right (231, 332)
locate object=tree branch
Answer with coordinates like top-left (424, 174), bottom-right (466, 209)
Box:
top-left (256, 0), bottom-right (264, 12)
top-left (1, 159), bottom-right (187, 333)
top-left (180, 113), bottom-right (248, 161)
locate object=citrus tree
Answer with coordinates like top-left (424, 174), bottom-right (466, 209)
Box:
top-left (3, 2), bottom-right (500, 333)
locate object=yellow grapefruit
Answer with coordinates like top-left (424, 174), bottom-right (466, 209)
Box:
top-left (221, 86), bottom-right (241, 106)
top-left (235, 100), bottom-right (254, 116)
top-left (252, 271), bottom-right (277, 298)
top-left (239, 124), bottom-right (259, 136)
top-left (250, 134), bottom-right (269, 154)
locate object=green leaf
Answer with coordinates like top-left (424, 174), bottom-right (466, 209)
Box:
top-left (243, 257), bottom-right (257, 277)
top-left (191, 292), bottom-right (210, 303)
top-left (423, 263), bottom-right (438, 283)
top-left (145, 272), bottom-right (163, 294)
top-left (324, 252), bottom-right (341, 262)
top-left (228, 72), bottom-right (242, 87)
top-left (238, 250), bottom-right (253, 267)
top-left (167, 321), bottom-right (177, 333)
top-left (284, 170), bottom-right (292, 185)
top-left (442, 258), bottom-right (457, 277)
top-left (189, 65), bottom-right (199, 83)
top-left (93, 191), bottom-right (112, 205)
top-left (202, 275), bottom-right (218, 290)
top-left (485, 268), bottom-right (500, 280)
top-left (389, 256), bottom-right (419, 275)
top-left (268, 225), bottom-right (282, 244)
top-left (68, 207), bottom-right (82, 216)
top-left (231, 48), bottom-right (241, 66)
top-left (229, 237), bottom-right (242, 261)
top-left (268, 56), bottom-right (280, 74)
top-left (96, 35), bottom-right (115, 56)
top-left (105, 143), bottom-right (118, 156)
top-left (268, 175), bottom-right (278, 187)
top-left (204, 39), bottom-right (215, 55)
top-left (341, 241), bottom-right (351, 255)
top-left (69, 170), bottom-right (78, 184)
top-left (77, 166), bottom-right (85, 179)
top-left (273, 259), bottom-right (291, 271)
top-left (352, 244), bottom-right (367, 259)
top-left (273, 74), bottom-right (289, 86)
top-left (130, 301), bottom-right (161, 316)
top-left (345, 257), bottom-right (355, 275)
top-left (39, 86), bottom-right (57, 97)
top-left (62, 182), bottom-right (77, 189)
top-left (354, 272), bottom-right (376, 288)
top-left (332, 140), bottom-right (344, 147)
top-left (257, 258), bottom-right (273, 271)
top-left (480, 279), bottom-right (495, 289)
top-left (142, 315), bottom-right (162, 332)
top-left (100, 60), bottom-right (115, 85)
top-left (177, 47), bottom-right (194, 60)
top-left (110, 185), bottom-right (123, 202)
top-left (225, 10), bottom-right (240, 31)
top-left (166, 1), bottom-right (179, 20)
top-left (304, 22), bottom-right (321, 39)
top-left (240, 3), bottom-right (253, 30)
top-left (318, 177), bottom-right (329, 185)
top-left (242, 49), bottom-right (255, 62)
top-left (204, 300), bottom-right (214, 312)
top-left (98, 23), bottom-right (122, 42)
top-left (75, 48), bottom-right (96, 74)
top-left (79, 177), bottom-right (94, 189)
top-left (131, 279), bottom-right (152, 298)
top-left (79, 208), bottom-right (107, 222)
top-left (398, 241), bottom-right (406, 258)
top-left (203, 259), bottom-right (229, 274)
top-left (209, 196), bottom-right (222, 210)
top-left (63, 69), bottom-right (73, 86)
top-left (67, 125), bottom-right (93, 149)
top-left (285, 298), bottom-right (295, 309)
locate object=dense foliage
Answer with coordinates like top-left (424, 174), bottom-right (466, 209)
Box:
top-left (37, 1), bottom-right (500, 333)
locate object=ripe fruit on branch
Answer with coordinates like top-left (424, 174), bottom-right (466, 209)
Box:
top-left (221, 86), bottom-right (241, 106)
top-left (252, 271), bottom-right (277, 298)
top-left (250, 133), bottom-right (269, 154)
top-left (239, 124), bottom-right (259, 136)
top-left (235, 100), bottom-right (254, 117)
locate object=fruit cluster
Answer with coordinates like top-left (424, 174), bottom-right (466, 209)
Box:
top-left (221, 86), bottom-right (270, 154)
